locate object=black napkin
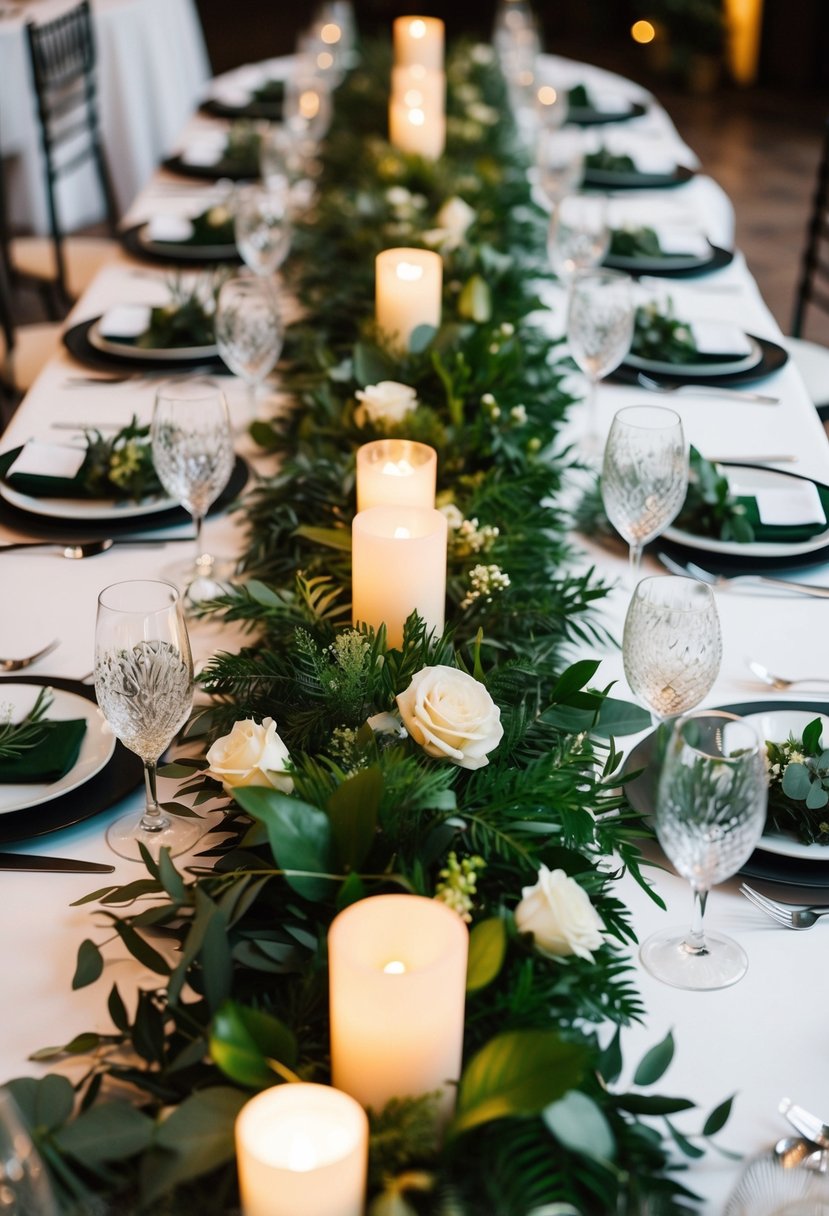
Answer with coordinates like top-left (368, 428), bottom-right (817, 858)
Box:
top-left (0, 719), bottom-right (87, 783)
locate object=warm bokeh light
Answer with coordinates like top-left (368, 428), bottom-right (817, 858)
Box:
top-left (320, 22), bottom-right (341, 44)
top-left (631, 19), bottom-right (656, 43)
top-left (537, 84), bottom-right (558, 107)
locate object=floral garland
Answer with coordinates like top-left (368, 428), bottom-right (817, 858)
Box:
top-left (5, 39), bottom-right (732, 1216)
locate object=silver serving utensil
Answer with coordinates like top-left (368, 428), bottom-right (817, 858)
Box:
top-left (0, 853), bottom-right (115, 874)
top-left (747, 660), bottom-right (829, 690)
top-left (739, 883), bottom-right (829, 929)
top-left (657, 552), bottom-right (829, 599)
top-left (780, 1100), bottom-right (829, 1151)
top-left (636, 371), bottom-right (779, 405)
top-left (0, 639), bottom-right (60, 671)
top-left (774, 1137), bottom-right (825, 1170)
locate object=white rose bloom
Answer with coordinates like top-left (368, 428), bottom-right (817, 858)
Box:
top-left (354, 380), bottom-right (419, 428)
top-left (435, 196), bottom-right (476, 242)
top-left (514, 865), bottom-right (606, 962)
top-left (205, 716), bottom-right (293, 794)
top-left (396, 665), bottom-right (503, 770)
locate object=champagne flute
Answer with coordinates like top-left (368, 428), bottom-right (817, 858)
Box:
top-left (601, 405), bottom-right (689, 579)
top-left (623, 575), bottom-right (722, 722)
top-left (151, 380), bottom-right (235, 594)
top-left (234, 184), bottom-right (292, 278)
top-left (567, 267), bottom-right (634, 452)
top-left (0, 1088), bottom-right (59, 1216)
top-left (547, 194), bottom-right (610, 284)
top-left (215, 274), bottom-right (284, 419)
top-left (640, 710), bottom-right (768, 990)
top-left (95, 580), bottom-right (200, 861)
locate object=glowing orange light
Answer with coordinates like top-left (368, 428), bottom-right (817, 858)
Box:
top-left (320, 22), bottom-right (341, 44)
top-left (537, 85), bottom-right (558, 107)
top-left (631, 19), bottom-right (656, 43)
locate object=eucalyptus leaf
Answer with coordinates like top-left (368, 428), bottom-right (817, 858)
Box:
top-left (143, 1088), bottom-right (249, 1203)
top-left (543, 1090), bottom-right (616, 1162)
top-left (782, 763), bottom-right (811, 799)
top-left (354, 341), bottom-right (397, 386)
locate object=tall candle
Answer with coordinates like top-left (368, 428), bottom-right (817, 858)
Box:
top-left (393, 16), bottom-right (444, 70)
top-left (391, 64), bottom-right (446, 112)
top-left (389, 99), bottom-right (446, 160)
top-left (356, 440), bottom-right (437, 512)
top-left (352, 505), bottom-right (447, 648)
top-left (236, 1084), bottom-right (368, 1216)
top-left (329, 894), bottom-right (468, 1119)
top-left (375, 247), bottom-right (442, 352)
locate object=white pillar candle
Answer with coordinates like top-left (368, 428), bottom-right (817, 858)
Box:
top-left (391, 64), bottom-right (446, 112)
top-left (356, 440), bottom-right (437, 512)
top-left (329, 894), bottom-right (469, 1119)
top-left (375, 247), bottom-right (442, 352)
top-left (393, 15), bottom-right (444, 70)
top-left (236, 1084), bottom-right (368, 1216)
top-left (388, 99), bottom-right (446, 160)
top-left (352, 505), bottom-right (447, 648)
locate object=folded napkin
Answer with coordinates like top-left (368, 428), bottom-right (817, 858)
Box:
top-left (147, 215), bottom-right (195, 243)
top-left (98, 304), bottom-right (152, 341)
top-left (181, 133), bottom-right (226, 167)
top-left (736, 481), bottom-right (829, 544)
top-left (0, 441), bottom-right (95, 499)
top-left (688, 321), bottom-right (753, 360)
top-left (0, 718), bottom-right (87, 784)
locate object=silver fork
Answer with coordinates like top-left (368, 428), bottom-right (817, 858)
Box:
top-left (657, 551), bottom-right (829, 599)
top-left (636, 372), bottom-right (779, 405)
top-left (739, 882), bottom-right (829, 929)
top-left (0, 639), bottom-right (60, 672)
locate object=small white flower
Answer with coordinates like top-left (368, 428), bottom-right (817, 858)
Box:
top-left (439, 503), bottom-right (465, 531)
top-left (510, 405), bottom-right (528, 425)
top-left (468, 102), bottom-right (499, 126)
top-left (366, 711), bottom-right (407, 739)
top-left (471, 43), bottom-right (495, 64)
top-left (396, 665), bottom-right (503, 770)
top-left (354, 380), bottom-right (419, 429)
top-left (385, 186), bottom-right (412, 207)
top-left (515, 865), bottom-right (606, 962)
top-left (205, 717), bottom-right (293, 795)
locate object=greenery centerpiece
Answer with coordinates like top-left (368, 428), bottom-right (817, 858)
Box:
top-left (4, 38), bottom-right (733, 1216)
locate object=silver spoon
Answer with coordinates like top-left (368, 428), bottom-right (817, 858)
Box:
top-left (748, 660), bottom-right (829, 690)
top-left (0, 639), bottom-right (60, 672)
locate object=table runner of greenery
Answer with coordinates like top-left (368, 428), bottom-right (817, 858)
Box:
top-left (6, 41), bottom-right (731, 1216)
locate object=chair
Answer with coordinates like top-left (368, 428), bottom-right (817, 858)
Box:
top-left (6, 0), bottom-right (119, 315)
top-left (790, 115), bottom-right (829, 417)
top-left (0, 240), bottom-right (63, 430)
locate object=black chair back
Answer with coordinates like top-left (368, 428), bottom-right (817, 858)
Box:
top-left (25, 0), bottom-right (118, 306)
top-left (792, 116), bottom-right (829, 338)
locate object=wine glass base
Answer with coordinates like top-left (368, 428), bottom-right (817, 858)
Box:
top-left (106, 808), bottom-right (206, 862)
top-left (159, 555), bottom-right (237, 602)
top-left (639, 925), bottom-right (749, 990)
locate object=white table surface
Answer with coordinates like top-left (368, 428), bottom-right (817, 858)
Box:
top-left (0, 0), bottom-right (211, 232)
top-left (2, 52), bottom-right (829, 1214)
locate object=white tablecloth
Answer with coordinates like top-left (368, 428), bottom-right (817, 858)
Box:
top-left (1, 53), bottom-right (829, 1214)
top-left (0, 0), bottom-right (211, 232)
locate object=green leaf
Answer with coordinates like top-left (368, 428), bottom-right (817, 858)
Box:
top-left (144, 1088), bottom-right (249, 1203)
top-left (633, 1030), bottom-right (675, 1087)
top-left (56, 1102), bottom-right (154, 1164)
top-left (72, 939), bottom-right (103, 990)
top-left (594, 697), bottom-right (654, 739)
top-left (597, 1027), bottom-right (623, 1085)
top-left (702, 1094), bottom-right (734, 1136)
top-left (450, 1030), bottom-right (589, 1137)
top-left (806, 781), bottom-right (829, 809)
top-left (615, 1094), bottom-right (696, 1116)
top-left (466, 918), bottom-right (507, 992)
top-left (210, 1000), bottom-right (297, 1088)
top-left (327, 766), bottom-right (382, 870)
top-left (29, 1032), bottom-right (101, 1062)
top-left (409, 322), bottom-right (437, 353)
top-left (6, 1074), bottom-right (74, 1132)
top-left (354, 340), bottom-right (397, 386)
top-left (108, 983), bottom-right (129, 1033)
top-left (550, 660), bottom-right (601, 702)
top-left (337, 870), bottom-right (366, 910)
top-left (543, 1090), bottom-right (616, 1162)
top-left (294, 525), bottom-right (352, 551)
top-left (114, 923), bottom-right (171, 976)
top-left (157, 848), bottom-right (186, 901)
top-left (232, 787), bottom-right (334, 900)
top-left (457, 275), bottom-right (491, 323)
top-left (782, 762), bottom-right (811, 799)
top-left (666, 1119), bottom-right (705, 1159)
top-left (803, 717), bottom-right (824, 753)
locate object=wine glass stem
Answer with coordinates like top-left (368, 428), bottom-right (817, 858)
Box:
top-left (686, 885), bottom-right (709, 956)
top-left (193, 512), bottom-right (210, 573)
top-left (140, 760), bottom-right (168, 833)
top-left (629, 541), bottom-right (643, 580)
top-left (245, 379), bottom-right (257, 419)
top-left (585, 376), bottom-right (598, 442)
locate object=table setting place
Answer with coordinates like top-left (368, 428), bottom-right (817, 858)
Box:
top-left (2, 6), bottom-right (829, 1216)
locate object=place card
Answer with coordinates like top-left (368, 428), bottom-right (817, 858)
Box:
top-left (146, 215), bottom-right (195, 243)
top-left (654, 227), bottom-right (710, 258)
top-left (6, 440), bottom-right (86, 481)
top-left (181, 134), bottom-right (225, 166)
top-left (754, 482), bottom-right (826, 527)
top-left (98, 304), bottom-right (152, 339)
top-left (688, 321), bottom-right (752, 357)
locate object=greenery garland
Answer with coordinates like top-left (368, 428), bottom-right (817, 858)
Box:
top-left (6, 39), bottom-right (734, 1216)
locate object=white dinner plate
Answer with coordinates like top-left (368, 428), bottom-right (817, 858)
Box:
top-left (87, 317), bottom-right (218, 363)
top-left (744, 707), bottom-right (829, 862)
top-left (0, 685), bottom-right (115, 816)
top-left (136, 222), bottom-right (238, 262)
top-left (664, 465), bottom-right (829, 559)
top-left (626, 334), bottom-right (762, 378)
top-left (0, 476), bottom-right (175, 521)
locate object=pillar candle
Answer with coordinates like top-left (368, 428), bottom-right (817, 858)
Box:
top-left (388, 99), bottom-right (446, 160)
top-left (375, 247), bottom-right (442, 352)
top-left (393, 16), bottom-right (444, 71)
top-left (391, 64), bottom-right (446, 112)
top-left (235, 1084), bottom-right (369, 1216)
top-left (329, 894), bottom-right (469, 1119)
top-left (356, 440), bottom-right (437, 512)
top-left (351, 505), bottom-right (447, 648)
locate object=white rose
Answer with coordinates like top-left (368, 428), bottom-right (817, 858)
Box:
top-left (433, 196), bottom-right (476, 249)
top-left (354, 380), bottom-right (419, 429)
top-left (395, 665), bottom-right (503, 770)
top-left (205, 717), bottom-right (293, 794)
top-left (514, 865), bottom-right (605, 962)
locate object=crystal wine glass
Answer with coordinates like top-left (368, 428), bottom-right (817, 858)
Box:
top-left (567, 267), bottom-right (635, 452)
top-left (0, 1088), bottom-right (59, 1216)
top-left (601, 405), bottom-right (689, 579)
top-left (151, 380), bottom-right (235, 595)
top-left (234, 184), bottom-right (292, 278)
top-left (547, 194), bottom-right (610, 285)
top-left (623, 575), bottom-right (722, 722)
top-left (640, 710), bottom-right (768, 990)
top-left (95, 579), bottom-right (200, 861)
top-left (535, 126), bottom-right (586, 210)
top-left (215, 274), bottom-right (284, 419)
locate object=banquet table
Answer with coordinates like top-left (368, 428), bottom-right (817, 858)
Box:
top-left (0, 0), bottom-right (211, 232)
top-left (2, 48), bottom-right (829, 1214)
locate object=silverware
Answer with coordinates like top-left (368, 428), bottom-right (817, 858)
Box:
top-left (0, 639), bottom-right (60, 671)
top-left (774, 1137), bottom-right (826, 1170)
top-left (0, 852), bottom-right (114, 874)
top-left (657, 552), bottom-right (829, 599)
top-left (705, 455), bottom-right (799, 465)
top-left (747, 660), bottom-right (829, 690)
top-left (780, 1100), bottom-right (829, 1150)
top-left (636, 371), bottom-right (780, 405)
top-left (0, 538), bottom-right (171, 559)
top-left (740, 883), bottom-right (829, 930)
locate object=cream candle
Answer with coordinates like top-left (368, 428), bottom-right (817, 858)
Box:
top-left (351, 505), bottom-right (447, 648)
top-left (356, 440), bottom-right (437, 512)
top-left (393, 15), bottom-right (444, 70)
top-left (375, 247), bottom-right (442, 352)
top-left (388, 98), bottom-right (446, 160)
top-left (329, 894), bottom-right (468, 1119)
top-left (390, 64), bottom-right (446, 112)
top-left (236, 1083), bottom-right (368, 1216)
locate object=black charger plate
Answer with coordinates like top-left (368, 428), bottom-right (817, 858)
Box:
top-left (200, 96), bottom-right (283, 122)
top-left (583, 163), bottom-right (695, 191)
top-left (567, 100), bottom-right (647, 127)
top-left (161, 153), bottom-right (258, 182)
top-left (604, 243), bottom-right (734, 279)
top-left (120, 223), bottom-right (241, 267)
top-left (64, 318), bottom-right (226, 375)
top-left (614, 335), bottom-right (789, 389)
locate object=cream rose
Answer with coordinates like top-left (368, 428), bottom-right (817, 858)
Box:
top-left (514, 865), bottom-right (605, 962)
top-left (205, 717), bottom-right (293, 794)
top-left (395, 665), bottom-right (503, 770)
top-left (354, 380), bottom-right (418, 429)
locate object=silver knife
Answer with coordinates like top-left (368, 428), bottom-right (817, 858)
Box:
top-left (0, 853), bottom-right (115, 873)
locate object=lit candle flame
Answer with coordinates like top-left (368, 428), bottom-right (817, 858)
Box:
top-left (393, 527), bottom-right (411, 540)
top-left (382, 459), bottom-right (415, 477)
top-left (383, 960), bottom-right (407, 974)
top-left (287, 1134), bottom-right (318, 1173)
top-left (409, 19), bottom-right (426, 38)
top-left (408, 107), bottom-right (425, 127)
top-left (396, 261), bottom-right (423, 282)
